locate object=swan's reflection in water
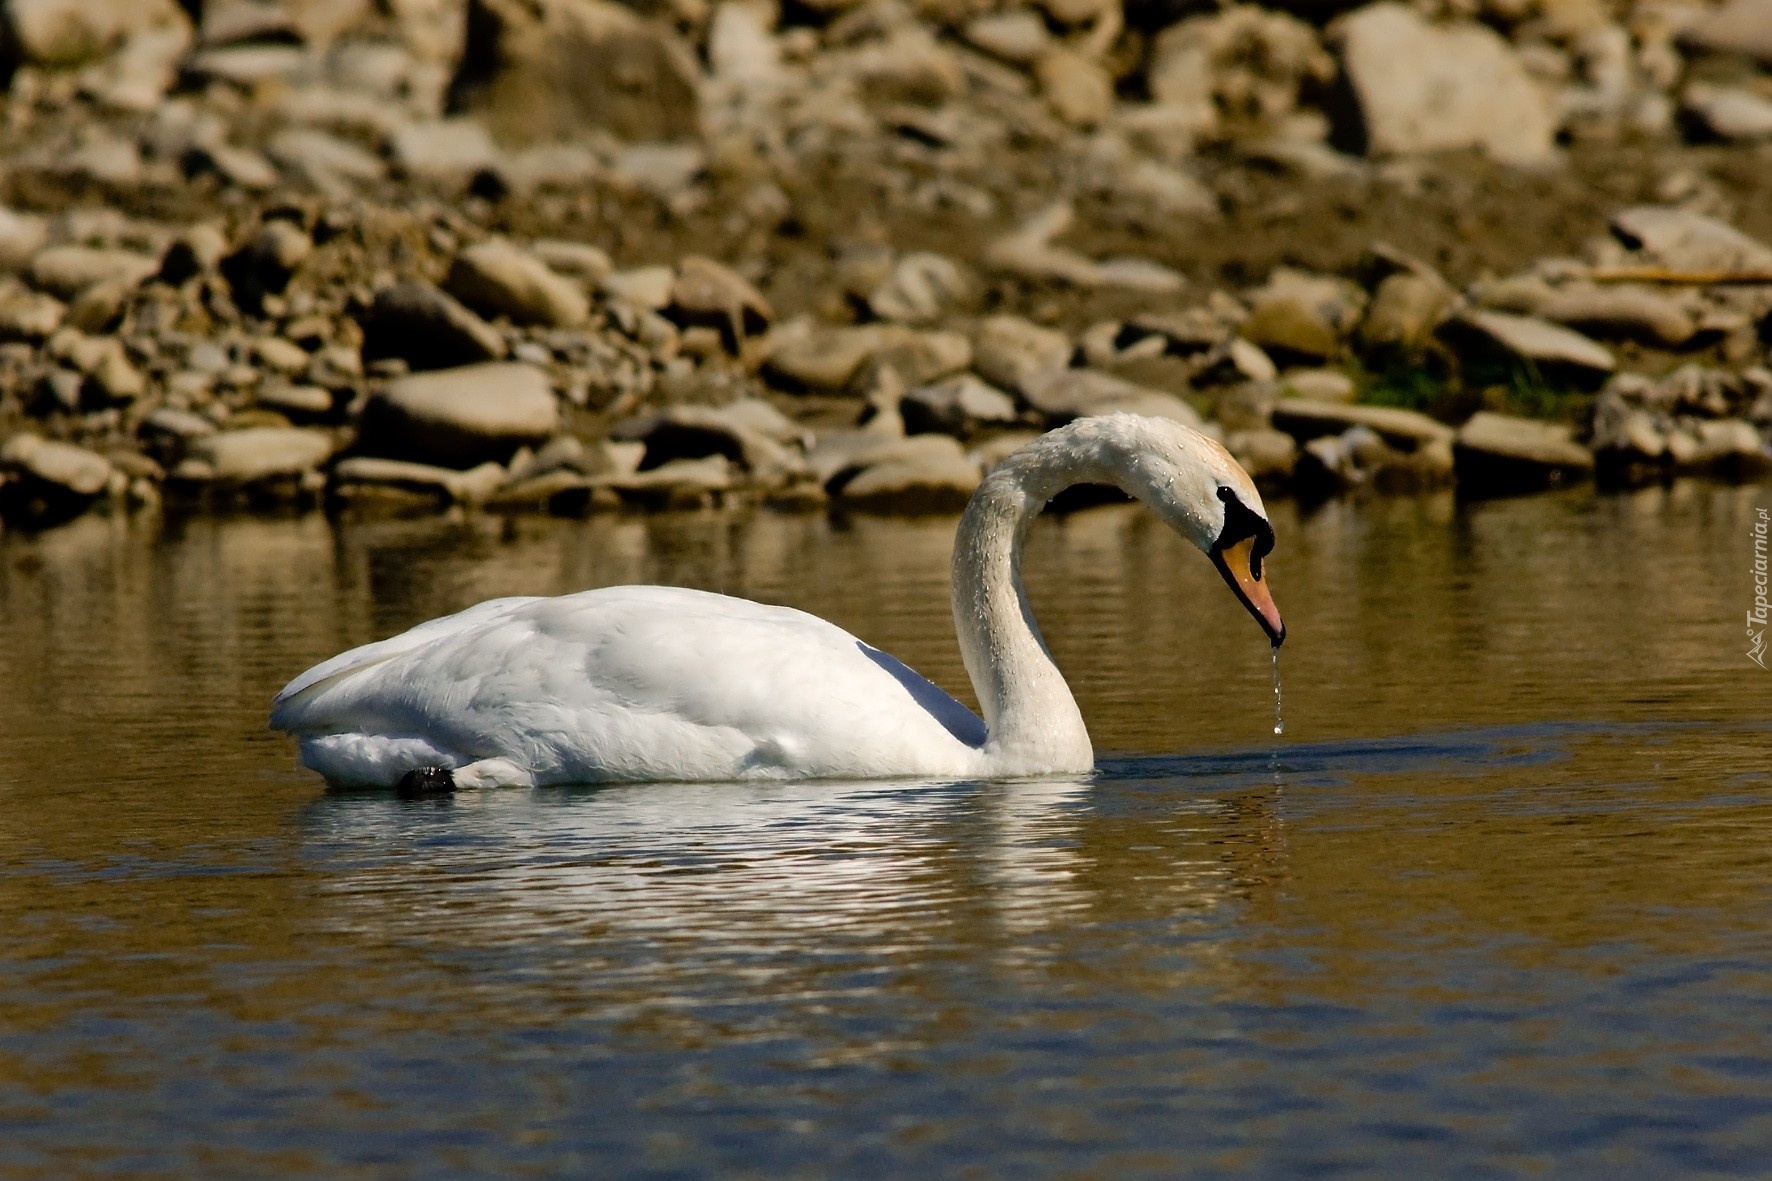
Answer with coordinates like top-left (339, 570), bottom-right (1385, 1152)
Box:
top-left (296, 772), bottom-right (1278, 1018)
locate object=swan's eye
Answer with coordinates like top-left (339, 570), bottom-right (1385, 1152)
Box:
top-left (1214, 486), bottom-right (1274, 580)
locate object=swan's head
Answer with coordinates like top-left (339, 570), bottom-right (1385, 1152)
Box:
top-left (1064, 414), bottom-right (1286, 646)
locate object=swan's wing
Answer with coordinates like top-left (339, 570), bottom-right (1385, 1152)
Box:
top-left (271, 586), bottom-right (984, 781)
top-left (270, 596), bottom-right (542, 727)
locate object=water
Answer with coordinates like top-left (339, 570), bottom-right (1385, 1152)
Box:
top-left (2, 484), bottom-right (1769, 1176)
top-left (1271, 647), bottom-right (1284, 736)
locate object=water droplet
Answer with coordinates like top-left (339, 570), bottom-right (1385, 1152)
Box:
top-left (1270, 647), bottom-right (1284, 737)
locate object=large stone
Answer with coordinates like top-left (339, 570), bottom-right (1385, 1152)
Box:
top-left (1357, 272), bottom-right (1456, 354)
top-left (1531, 286), bottom-right (1697, 348)
top-left (972, 315), bottom-right (1072, 391)
top-left (3, 0), bottom-right (189, 66)
top-left (903, 375), bottom-right (1020, 436)
top-left (27, 246), bottom-right (158, 300)
top-left (1270, 398), bottom-right (1454, 449)
top-left (358, 282), bottom-right (508, 371)
top-left (390, 119), bottom-right (502, 186)
top-left (446, 0), bottom-right (700, 145)
top-left (1018, 370), bottom-right (1205, 428)
top-left (610, 401), bottom-right (805, 488)
top-left (446, 239), bottom-right (589, 328)
top-left (669, 256), bottom-right (772, 344)
top-left (1446, 310), bottom-right (1615, 377)
top-left (360, 362), bottom-right (558, 467)
top-left (1678, 0), bottom-right (1772, 66)
top-left (1330, 3), bottom-right (1556, 163)
top-left (1609, 207), bottom-right (1772, 273)
top-left (764, 324), bottom-right (967, 393)
top-left (1681, 83), bottom-right (1772, 143)
top-left (188, 428), bottom-right (335, 485)
top-left (0, 432), bottom-right (115, 524)
top-left (827, 435), bottom-right (981, 514)
top-left (1454, 411), bottom-right (1593, 493)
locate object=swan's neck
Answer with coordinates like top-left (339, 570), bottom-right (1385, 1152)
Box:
top-left (951, 441), bottom-right (1127, 772)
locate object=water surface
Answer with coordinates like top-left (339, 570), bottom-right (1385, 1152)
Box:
top-left (1, 485), bottom-right (1768, 1176)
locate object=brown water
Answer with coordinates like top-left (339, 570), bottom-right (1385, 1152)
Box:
top-left (1, 485), bottom-right (1768, 1176)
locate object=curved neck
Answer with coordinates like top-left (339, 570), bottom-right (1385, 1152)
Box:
top-left (951, 436), bottom-right (1130, 772)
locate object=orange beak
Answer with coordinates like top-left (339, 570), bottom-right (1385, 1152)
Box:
top-left (1211, 536), bottom-right (1285, 647)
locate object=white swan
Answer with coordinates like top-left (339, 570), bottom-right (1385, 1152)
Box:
top-left (271, 414), bottom-right (1284, 792)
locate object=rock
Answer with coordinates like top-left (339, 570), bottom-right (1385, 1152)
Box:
top-left (972, 315), bottom-right (1072, 390)
top-left (0, 208), bottom-right (49, 273)
top-left (1609, 207), bottom-right (1772, 273)
top-left (531, 240), bottom-right (612, 285)
top-left (3, 0), bottom-right (189, 66)
top-left (1241, 297), bottom-right (1341, 363)
top-left (902, 375), bottom-right (1020, 436)
top-left (266, 129), bottom-right (387, 196)
top-left (1681, 83), bottom-right (1772, 142)
top-left (868, 253), bottom-right (968, 326)
top-left (183, 141), bottom-right (279, 191)
top-left (986, 203), bottom-right (1185, 293)
top-left (256, 383), bottom-right (334, 419)
top-left (1018, 370), bottom-right (1205, 428)
top-left (828, 435), bottom-right (980, 514)
top-left (358, 282), bottom-right (508, 371)
top-left (391, 119), bottom-right (502, 186)
top-left (1677, 0), bottom-right (1772, 66)
top-left (138, 407), bottom-right (218, 465)
top-left (184, 44), bottom-right (306, 86)
top-left (219, 220), bottom-right (312, 310)
top-left (359, 362), bottom-right (558, 467)
top-left (1445, 310), bottom-right (1615, 377)
top-left (446, 0), bottom-right (701, 145)
top-left (1225, 428), bottom-right (1297, 485)
top-left (0, 433), bottom-right (116, 523)
top-left (1531, 286), bottom-right (1697, 348)
top-left (603, 455), bottom-right (733, 508)
top-left (669, 256), bottom-right (772, 345)
top-left (765, 324), bottom-right (965, 393)
top-left (1270, 398), bottom-right (1454, 449)
top-left (963, 11), bottom-right (1051, 64)
top-left (1148, 6), bottom-right (1334, 139)
top-left (187, 428), bottom-right (335, 486)
top-left (27, 246), bottom-right (158, 300)
top-left (1453, 411), bottom-right (1594, 493)
top-left (610, 401), bottom-right (805, 488)
top-left (1278, 369), bottom-right (1356, 403)
top-left (1681, 419), bottom-right (1772, 479)
top-left (599, 266), bottom-right (675, 310)
top-left (1357, 272), bottom-right (1456, 355)
top-left (0, 287), bottom-right (64, 342)
top-left (1330, 3), bottom-right (1557, 163)
top-left (158, 224), bottom-right (230, 284)
top-left (1035, 46), bottom-right (1113, 128)
top-left (330, 456), bottom-right (508, 505)
top-left (446, 239), bottom-right (589, 328)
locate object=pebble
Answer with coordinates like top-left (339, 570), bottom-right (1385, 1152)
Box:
top-left (669, 256), bottom-right (773, 343)
top-left (902, 375), bottom-right (1020, 435)
top-left (358, 282), bottom-right (508, 371)
top-left (972, 315), bottom-right (1072, 391)
top-left (828, 435), bottom-right (981, 514)
top-left (27, 246), bottom-right (158, 300)
top-left (330, 457), bottom-right (507, 505)
top-left (1270, 398), bottom-right (1455, 449)
top-left (599, 266), bottom-right (676, 311)
top-left (1610, 206), bottom-right (1772, 273)
top-left (1, 432), bottom-right (114, 496)
top-left (447, 239), bottom-right (590, 328)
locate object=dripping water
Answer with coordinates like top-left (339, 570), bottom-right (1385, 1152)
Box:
top-left (1270, 646), bottom-right (1285, 737)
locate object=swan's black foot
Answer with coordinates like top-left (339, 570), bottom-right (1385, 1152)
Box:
top-left (396, 765), bottom-right (455, 798)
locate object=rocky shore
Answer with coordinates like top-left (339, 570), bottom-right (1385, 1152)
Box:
top-left (0, 0), bottom-right (1769, 528)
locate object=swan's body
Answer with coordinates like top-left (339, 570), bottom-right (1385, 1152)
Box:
top-left (272, 414), bottom-right (1284, 789)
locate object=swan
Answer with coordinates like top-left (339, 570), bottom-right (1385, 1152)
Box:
top-left (270, 413), bottom-right (1284, 792)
